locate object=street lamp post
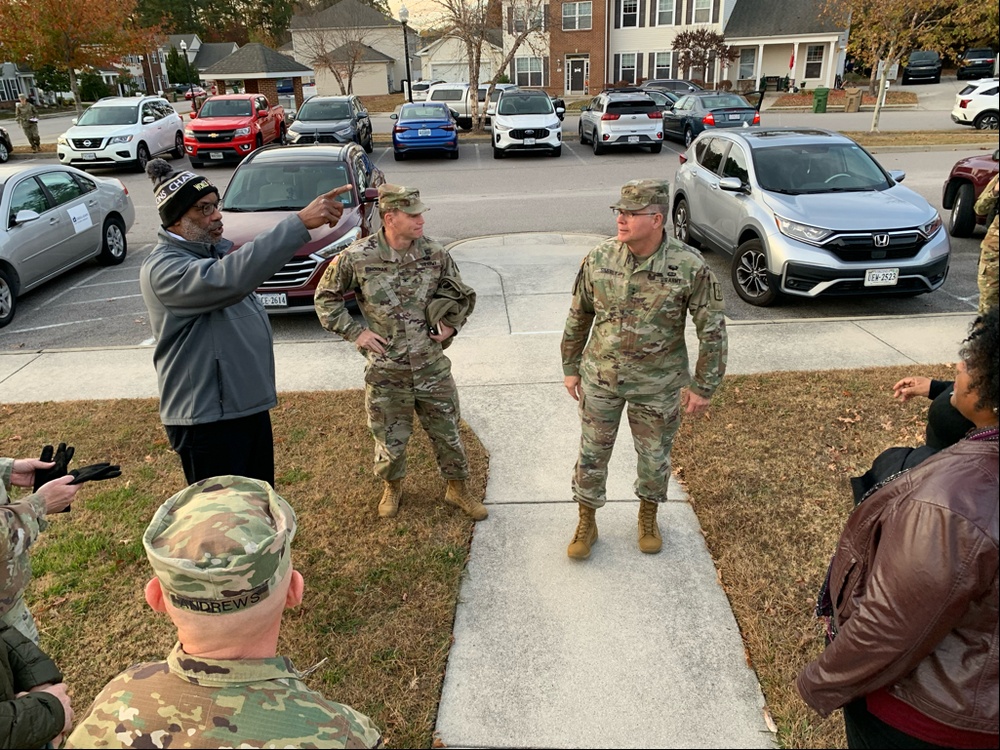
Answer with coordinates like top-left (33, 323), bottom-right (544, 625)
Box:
top-left (179, 40), bottom-right (195, 86)
top-left (399, 4), bottom-right (413, 103)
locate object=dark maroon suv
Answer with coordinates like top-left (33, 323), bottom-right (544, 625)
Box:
top-left (220, 143), bottom-right (384, 311)
top-left (941, 148), bottom-right (999, 237)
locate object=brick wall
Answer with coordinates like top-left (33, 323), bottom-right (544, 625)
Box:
top-left (547, 0), bottom-right (608, 96)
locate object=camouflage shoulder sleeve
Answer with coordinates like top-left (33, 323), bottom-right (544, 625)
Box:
top-left (561, 252), bottom-right (596, 377)
top-left (974, 174), bottom-right (999, 216)
top-left (1, 457), bottom-right (13, 491)
top-left (687, 258), bottom-right (728, 398)
top-left (315, 246), bottom-right (364, 342)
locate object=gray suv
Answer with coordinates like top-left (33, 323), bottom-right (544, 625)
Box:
top-left (287, 95), bottom-right (373, 153)
top-left (672, 128), bottom-right (950, 306)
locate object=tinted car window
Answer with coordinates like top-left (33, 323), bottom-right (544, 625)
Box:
top-left (909, 51), bottom-right (939, 62)
top-left (37, 171), bottom-right (84, 207)
top-left (607, 100), bottom-right (657, 115)
top-left (498, 94), bottom-right (554, 115)
top-left (698, 139), bottom-right (727, 173)
top-left (721, 145), bottom-right (749, 183)
top-left (199, 99), bottom-right (253, 117)
top-left (78, 105), bottom-right (139, 126)
top-left (430, 89), bottom-right (465, 102)
top-left (297, 100), bottom-right (352, 120)
top-left (400, 105), bottom-right (450, 120)
top-left (224, 162), bottom-right (354, 210)
top-left (9, 178), bottom-right (49, 225)
top-left (753, 144), bottom-right (890, 194)
top-left (699, 95), bottom-right (751, 108)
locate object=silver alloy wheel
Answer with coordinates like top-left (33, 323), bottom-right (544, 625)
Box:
top-left (0, 273), bottom-right (13, 324)
top-left (106, 222), bottom-right (126, 260)
top-left (673, 200), bottom-right (690, 242)
top-left (733, 243), bottom-right (772, 303)
top-left (0, 142), bottom-right (8, 163)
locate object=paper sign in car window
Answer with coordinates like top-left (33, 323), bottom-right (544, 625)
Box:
top-left (67, 203), bottom-right (93, 233)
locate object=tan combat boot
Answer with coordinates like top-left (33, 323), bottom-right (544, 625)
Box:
top-left (567, 504), bottom-right (598, 560)
top-left (378, 479), bottom-right (403, 518)
top-left (445, 480), bottom-right (488, 521)
top-left (638, 500), bottom-right (662, 554)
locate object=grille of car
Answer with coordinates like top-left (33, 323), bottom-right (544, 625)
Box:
top-left (260, 256), bottom-right (320, 289)
top-left (295, 133), bottom-right (350, 144)
top-left (822, 230), bottom-right (926, 262)
top-left (71, 138), bottom-right (106, 149)
top-left (195, 131), bottom-right (236, 144)
top-left (785, 256), bottom-right (949, 295)
top-left (510, 128), bottom-right (550, 139)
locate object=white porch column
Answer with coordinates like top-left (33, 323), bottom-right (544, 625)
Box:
top-left (757, 43), bottom-right (765, 82)
top-left (828, 40), bottom-right (838, 87)
top-left (791, 41), bottom-right (800, 88)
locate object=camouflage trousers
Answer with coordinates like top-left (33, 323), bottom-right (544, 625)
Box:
top-left (978, 223), bottom-right (998, 315)
top-left (19, 121), bottom-right (40, 151)
top-left (0, 595), bottom-right (40, 645)
top-left (572, 383), bottom-right (681, 509)
top-left (365, 361), bottom-right (469, 482)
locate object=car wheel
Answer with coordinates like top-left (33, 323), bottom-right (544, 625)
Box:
top-left (0, 141), bottom-right (9, 163)
top-left (278, 125), bottom-right (287, 146)
top-left (393, 150), bottom-right (405, 161)
top-left (973, 111), bottom-right (998, 130)
top-left (579, 122), bottom-right (589, 145)
top-left (190, 160), bottom-right (203, 168)
top-left (448, 149), bottom-right (459, 160)
top-left (134, 142), bottom-right (151, 172)
top-left (731, 239), bottom-right (778, 306)
top-left (363, 130), bottom-right (374, 154)
top-left (0, 267), bottom-right (17, 328)
top-left (649, 143), bottom-right (663, 154)
top-left (459, 119), bottom-right (472, 131)
top-left (171, 132), bottom-right (184, 159)
top-left (684, 127), bottom-right (694, 147)
top-left (493, 146), bottom-right (504, 159)
top-left (949, 183), bottom-right (978, 238)
top-left (672, 198), bottom-right (700, 248)
top-left (592, 137), bottom-right (605, 156)
top-left (254, 134), bottom-right (264, 150)
top-left (933, 73), bottom-right (941, 84)
top-left (550, 146), bottom-right (562, 157)
top-left (96, 216), bottom-right (128, 266)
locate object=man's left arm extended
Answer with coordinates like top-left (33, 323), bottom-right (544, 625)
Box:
top-left (687, 265), bottom-right (728, 400)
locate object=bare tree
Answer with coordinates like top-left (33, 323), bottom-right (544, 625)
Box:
top-left (292, 0), bottom-right (384, 95)
top-left (672, 28), bottom-right (737, 87)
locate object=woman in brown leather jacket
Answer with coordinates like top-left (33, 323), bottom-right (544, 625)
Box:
top-left (797, 306), bottom-right (999, 750)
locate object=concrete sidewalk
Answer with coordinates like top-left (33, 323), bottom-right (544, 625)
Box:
top-left (0, 233), bottom-right (976, 748)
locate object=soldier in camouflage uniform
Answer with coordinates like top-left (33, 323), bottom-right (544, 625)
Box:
top-left (65, 476), bottom-right (383, 749)
top-left (14, 94), bottom-right (41, 153)
top-left (561, 180), bottom-right (728, 559)
top-left (1, 456), bottom-right (79, 644)
top-left (974, 174), bottom-right (998, 315)
top-left (314, 185), bottom-right (486, 522)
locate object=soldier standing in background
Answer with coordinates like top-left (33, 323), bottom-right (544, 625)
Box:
top-left (314, 184), bottom-right (485, 522)
top-left (65, 476), bottom-right (383, 749)
top-left (561, 180), bottom-right (728, 560)
top-left (14, 94), bottom-right (40, 153)
top-left (974, 174), bottom-right (998, 315)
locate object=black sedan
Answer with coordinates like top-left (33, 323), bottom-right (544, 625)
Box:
top-left (0, 126), bottom-right (11, 163)
top-left (662, 92), bottom-right (760, 147)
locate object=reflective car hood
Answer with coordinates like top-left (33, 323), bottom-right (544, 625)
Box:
top-left (761, 186), bottom-right (935, 229)
top-left (495, 114), bottom-right (558, 128)
top-left (221, 208), bottom-right (359, 255)
top-left (190, 116), bottom-right (255, 129)
top-left (64, 125), bottom-right (137, 138)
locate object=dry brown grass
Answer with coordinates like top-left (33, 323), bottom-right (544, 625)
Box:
top-left (2, 392), bottom-right (488, 749)
top-left (671, 363), bottom-right (956, 749)
top-left (773, 89), bottom-right (918, 107)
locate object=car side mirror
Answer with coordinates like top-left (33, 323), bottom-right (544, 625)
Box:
top-left (189, 110), bottom-right (197, 119)
top-left (888, 169), bottom-right (906, 183)
top-left (362, 187), bottom-right (379, 203)
top-left (993, 148), bottom-right (999, 161)
top-left (13, 209), bottom-right (41, 226)
top-left (486, 107), bottom-right (496, 116)
top-left (390, 113), bottom-right (399, 120)
top-left (718, 177), bottom-right (745, 193)
top-left (142, 116), bottom-right (155, 124)
top-left (71, 117), bottom-right (78, 125)
top-left (258, 110), bottom-right (268, 118)
top-left (556, 106), bottom-right (565, 115)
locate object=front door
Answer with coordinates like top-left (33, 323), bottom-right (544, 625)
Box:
top-left (568, 58), bottom-right (588, 94)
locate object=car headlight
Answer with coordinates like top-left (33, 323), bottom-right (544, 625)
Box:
top-left (920, 214), bottom-right (943, 237)
top-left (184, 128), bottom-right (195, 137)
top-left (57, 135), bottom-right (68, 145)
top-left (108, 135), bottom-right (133, 144)
top-left (774, 215), bottom-right (833, 245)
top-left (312, 226), bottom-right (361, 260)
top-left (494, 122), bottom-right (510, 131)
top-left (233, 127), bottom-right (251, 137)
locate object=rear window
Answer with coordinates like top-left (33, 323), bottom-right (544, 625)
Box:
top-left (964, 49), bottom-right (993, 60)
top-left (430, 89), bottom-right (465, 102)
top-left (607, 100), bottom-right (657, 115)
top-left (400, 105), bottom-right (450, 120)
top-left (700, 95), bottom-right (750, 108)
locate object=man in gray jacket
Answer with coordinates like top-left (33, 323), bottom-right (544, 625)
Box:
top-left (140, 159), bottom-right (350, 486)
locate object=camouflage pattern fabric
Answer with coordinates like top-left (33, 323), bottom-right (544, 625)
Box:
top-left (315, 229), bottom-right (471, 480)
top-left (143, 476), bottom-right (295, 615)
top-left (1, 457), bottom-right (46, 643)
top-left (974, 174), bottom-right (998, 315)
top-left (378, 183), bottom-right (428, 214)
top-left (64, 642), bottom-right (384, 749)
top-left (610, 179), bottom-right (671, 211)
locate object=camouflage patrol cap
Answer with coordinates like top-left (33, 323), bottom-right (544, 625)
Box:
top-left (610, 179), bottom-right (671, 211)
top-left (378, 183), bottom-right (428, 214)
top-left (143, 476), bottom-right (297, 616)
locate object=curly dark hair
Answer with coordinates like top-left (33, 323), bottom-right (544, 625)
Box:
top-left (959, 305), bottom-right (999, 415)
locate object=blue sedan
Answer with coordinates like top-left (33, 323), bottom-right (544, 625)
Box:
top-left (391, 102), bottom-right (460, 160)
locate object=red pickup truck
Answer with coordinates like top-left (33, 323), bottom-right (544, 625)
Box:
top-left (184, 94), bottom-right (286, 167)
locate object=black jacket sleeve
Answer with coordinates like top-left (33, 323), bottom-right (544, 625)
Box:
top-left (1, 625), bottom-right (65, 749)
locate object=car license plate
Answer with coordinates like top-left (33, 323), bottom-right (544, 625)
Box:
top-left (864, 268), bottom-right (899, 287)
top-left (209, 151), bottom-right (224, 160)
top-left (524, 137), bottom-right (535, 145)
top-left (418, 128), bottom-right (431, 136)
top-left (82, 152), bottom-right (96, 160)
top-left (628, 135), bottom-right (639, 143)
top-left (255, 292), bottom-right (287, 308)
top-left (728, 114), bottom-right (742, 120)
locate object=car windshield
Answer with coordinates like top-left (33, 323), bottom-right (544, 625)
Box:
top-left (77, 106), bottom-right (138, 126)
top-left (297, 100), bottom-right (353, 121)
top-left (498, 95), bottom-right (554, 116)
top-left (607, 100), bottom-right (657, 115)
top-left (699, 95), bottom-right (751, 109)
top-left (753, 143), bottom-right (891, 194)
top-left (909, 51), bottom-right (938, 62)
top-left (222, 162), bottom-right (354, 211)
top-left (400, 105), bottom-right (450, 120)
top-left (197, 99), bottom-right (253, 118)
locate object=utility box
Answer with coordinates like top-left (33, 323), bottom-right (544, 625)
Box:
top-left (844, 87), bottom-right (862, 113)
top-left (812, 87), bottom-right (830, 113)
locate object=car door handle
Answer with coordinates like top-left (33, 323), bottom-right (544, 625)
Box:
top-left (49, 216), bottom-right (60, 225)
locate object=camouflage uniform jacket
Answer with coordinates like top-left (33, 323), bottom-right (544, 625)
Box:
top-left (14, 100), bottom-right (38, 127)
top-left (562, 235), bottom-right (727, 398)
top-left (1, 458), bottom-right (47, 618)
top-left (974, 174), bottom-right (999, 220)
top-left (315, 229), bottom-right (468, 374)
top-left (65, 642), bottom-right (383, 749)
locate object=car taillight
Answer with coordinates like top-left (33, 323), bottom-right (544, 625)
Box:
top-left (647, 111), bottom-right (662, 119)
top-left (752, 111), bottom-right (760, 125)
top-left (959, 99), bottom-right (971, 109)
top-left (441, 124), bottom-right (456, 131)
top-left (393, 125), bottom-right (408, 133)
top-left (116, 180), bottom-right (128, 195)
top-left (703, 113), bottom-right (716, 125)
top-left (601, 113), bottom-right (620, 121)
top-left (679, 153), bottom-right (687, 164)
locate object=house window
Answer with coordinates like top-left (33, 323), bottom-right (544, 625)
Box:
top-left (515, 57), bottom-right (543, 87)
top-left (619, 53), bottom-right (637, 84)
top-left (805, 45), bottom-right (824, 78)
top-left (656, 0), bottom-right (675, 25)
top-left (621, 0), bottom-right (638, 28)
top-left (739, 49), bottom-right (755, 80)
top-left (562, 2), bottom-right (592, 31)
top-left (694, 0), bottom-right (711, 23)
top-left (654, 52), bottom-right (672, 79)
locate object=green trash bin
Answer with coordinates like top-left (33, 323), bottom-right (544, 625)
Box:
top-left (812, 87), bottom-right (830, 113)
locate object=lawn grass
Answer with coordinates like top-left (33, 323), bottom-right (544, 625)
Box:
top-left (3, 363), bottom-right (959, 747)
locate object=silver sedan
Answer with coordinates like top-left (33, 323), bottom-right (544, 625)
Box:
top-left (0, 163), bottom-right (135, 327)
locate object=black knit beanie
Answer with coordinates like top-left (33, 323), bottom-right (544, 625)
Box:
top-left (146, 158), bottom-right (219, 228)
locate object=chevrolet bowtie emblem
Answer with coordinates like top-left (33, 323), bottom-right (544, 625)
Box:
top-left (208, 132), bottom-right (219, 138)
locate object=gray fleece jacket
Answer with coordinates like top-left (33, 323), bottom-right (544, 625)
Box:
top-left (140, 216), bottom-right (310, 426)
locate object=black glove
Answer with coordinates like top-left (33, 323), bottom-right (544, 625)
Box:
top-left (33, 442), bottom-right (75, 492)
top-left (68, 463), bottom-right (122, 485)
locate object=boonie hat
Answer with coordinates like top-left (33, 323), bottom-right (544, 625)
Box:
top-left (378, 184), bottom-right (428, 214)
top-left (610, 179), bottom-right (671, 211)
top-left (146, 158), bottom-right (219, 228)
top-left (143, 475), bottom-right (296, 615)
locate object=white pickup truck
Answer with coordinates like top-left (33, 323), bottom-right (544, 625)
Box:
top-left (426, 82), bottom-right (517, 129)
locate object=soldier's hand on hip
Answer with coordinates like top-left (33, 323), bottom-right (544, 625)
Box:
top-left (298, 185), bottom-right (353, 229)
top-left (356, 329), bottom-right (388, 355)
top-left (564, 375), bottom-right (582, 401)
top-left (682, 389), bottom-right (711, 415)
top-left (429, 322), bottom-right (455, 342)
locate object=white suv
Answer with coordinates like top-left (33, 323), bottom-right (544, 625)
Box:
top-left (951, 78), bottom-right (999, 130)
top-left (579, 89), bottom-right (664, 155)
top-left (489, 89), bottom-right (563, 159)
top-left (57, 96), bottom-right (185, 171)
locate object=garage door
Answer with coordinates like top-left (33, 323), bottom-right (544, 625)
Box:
top-left (433, 63), bottom-right (469, 82)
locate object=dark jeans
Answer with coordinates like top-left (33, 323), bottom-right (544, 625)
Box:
top-left (843, 699), bottom-right (953, 750)
top-left (164, 411), bottom-right (275, 487)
